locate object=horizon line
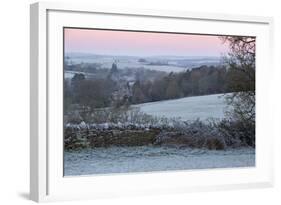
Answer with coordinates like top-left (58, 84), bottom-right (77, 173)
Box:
top-left (64, 51), bottom-right (224, 58)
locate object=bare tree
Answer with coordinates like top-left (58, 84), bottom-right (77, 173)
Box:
top-left (220, 36), bottom-right (256, 146)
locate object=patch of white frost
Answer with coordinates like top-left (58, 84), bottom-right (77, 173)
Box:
top-left (64, 146), bottom-right (255, 176)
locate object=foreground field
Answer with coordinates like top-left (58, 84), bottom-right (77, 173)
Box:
top-left (64, 146), bottom-right (255, 176)
top-left (64, 93), bottom-right (253, 176)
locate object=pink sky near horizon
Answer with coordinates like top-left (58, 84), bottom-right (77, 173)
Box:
top-left (64, 28), bottom-right (229, 57)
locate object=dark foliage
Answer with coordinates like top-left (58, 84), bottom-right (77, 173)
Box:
top-left (64, 63), bottom-right (249, 111)
top-left (131, 65), bottom-right (230, 104)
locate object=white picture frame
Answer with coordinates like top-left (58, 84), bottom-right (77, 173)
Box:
top-left (30, 1), bottom-right (274, 202)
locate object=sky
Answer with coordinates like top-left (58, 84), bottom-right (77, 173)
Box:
top-left (64, 28), bottom-right (229, 57)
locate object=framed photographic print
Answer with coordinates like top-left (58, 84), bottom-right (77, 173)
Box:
top-left (30, 2), bottom-right (274, 202)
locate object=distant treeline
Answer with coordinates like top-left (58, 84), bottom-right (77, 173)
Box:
top-left (131, 65), bottom-right (229, 104)
top-left (64, 65), bottom-right (233, 111)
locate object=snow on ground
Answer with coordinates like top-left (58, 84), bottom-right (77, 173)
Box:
top-left (64, 146), bottom-right (255, 176)
top-left (135, 93), bottom-right (229, 122)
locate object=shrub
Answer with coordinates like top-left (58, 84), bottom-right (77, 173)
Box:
top-left (216, 119), bottom-right (255, 147)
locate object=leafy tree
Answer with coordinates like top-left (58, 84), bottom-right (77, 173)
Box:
top-left (132, 80), bottom-right (146, 103)
top-left (166, 78), bottom-right (181, 99)
top-left (76, 79), bottom-right (115, 110)
top-left (63, 80), bottom-right (72, 113)
top-left (110, 63), bottom-right (118, 74)
top-left (71, 73), bottom-right (85, 89)
top-left (71, 73), bottom-right (86, 104)
top-left (150, 77), bottom-right (169, 101)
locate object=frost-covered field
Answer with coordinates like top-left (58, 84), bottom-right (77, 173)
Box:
top-left (64, 146), bottom-right (255, 176)
top-left (67, 56), bottom-right (187, 72)
top-left (63, 93), bottom-right (254, 176)
top-left (135, 93), bottom-right (228, 121)
top-left (65, 54), bottom-right (220, 73)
